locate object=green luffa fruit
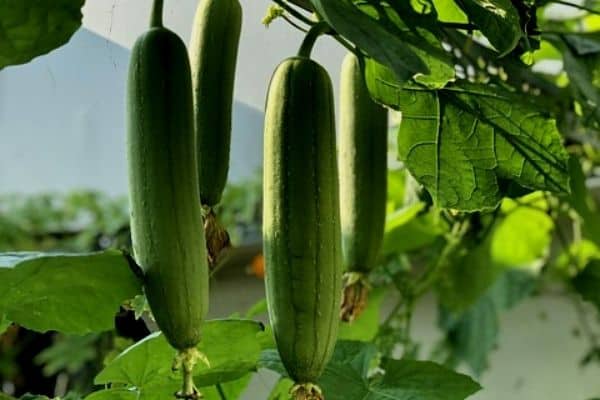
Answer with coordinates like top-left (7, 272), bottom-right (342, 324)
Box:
top-left (189, 0), bottom-right (242, 267)
top-left (127, 9), bottom-right (208, 352)
top-left (263, 55), bottom-right (342, 399)
top-left (190, 0), bottom-right (242, 208)
top-left (339, 52), bottom-right (388, 323)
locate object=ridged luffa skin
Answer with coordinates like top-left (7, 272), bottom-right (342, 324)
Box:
top-left (339, 52), bottom-right (388, 275)
top-left (263, 57), bottom-right (342, 386)
top-left (190, 0), bottom-right (242, 208)
top-left (339, 52), bottom-right (388, 323)
top-left (127, 24), bottom-right (208, 351)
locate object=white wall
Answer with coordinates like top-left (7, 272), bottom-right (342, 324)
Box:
top-left (0, 0), bottom-right (345, 195)
top-left (0, 28), bottom-right (263, 195)
top-left (81, 0), bottom-right (346, 110)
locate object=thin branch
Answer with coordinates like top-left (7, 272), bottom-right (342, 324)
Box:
top-left (283, 15), bottom-right (308, 32)
top-left (288, 0), bottom-right (313, 12)
top-left (273, 0), bottom-right (315, 26)
top-left (413, 221), bottom-right (470, 297)
top-left (273, 0), bottom-right (357, 55)
top-left (331, 34), bottom-right (358, 55)
top-left (216, 384), bottom-right (228, 400)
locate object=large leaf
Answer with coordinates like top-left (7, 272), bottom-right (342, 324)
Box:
top-left (440, 195), bottom-right (551, 310)
top-left (0, 0), bottom-right (85, 69)
top-left (562, 32), bottom-right (600, 55)
top-left (354, 5), bottom-right (455, 89)
top-left (370, 358), bottom-right (481, 400)
top-left (383, 203), bottom-right (446, 255)
top-left (552, 34), bottom-right (600, 128)
top-left (308, 0), bottom-right (428, 81)
top-left (86, 377), bottom-right (250, 400)
top-left (433, 0), bottom-right (469, 22)
top-left (367, 66), bottom-right (569, 210)
top-left (564, 157), bottom-right (600, 246)
top-left (85, 389), bottom-right (137, 400)
top-left (95, 319), bottom-right (265, 391)
top-left (440, 269), bottom-right (535, 375)
top-left (268, 378), bottom-right (295, 399)
top-left (0, 314), bottom-right (11, 335)
top-left (490, 196), bottom-right (554, 269)
top-left (0, 251), bottom-right (141, 334)
top-left (261, 341), bottom-right (481, 400)
top-left (454, 0), bottom-right (522, 55)
top-left (440, 295), bottom-right (498, 374)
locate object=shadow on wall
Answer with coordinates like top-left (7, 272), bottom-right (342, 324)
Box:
top-left (0, 28), bottom-right (263, 196)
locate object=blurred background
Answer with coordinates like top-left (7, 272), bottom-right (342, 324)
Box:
top-left (1, 1), bottom-right (599, 399)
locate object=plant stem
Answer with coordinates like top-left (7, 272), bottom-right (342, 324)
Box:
top-left (288, 0), bottom-right (313, 12)
top-left (283, 15), bottom-right (309, 33)
top-left (273, 0), bottom-right (315, 26)
top-left (216, 384), bottom-right (228, 400)
top-left (151, 0), bottom-right (164, 28)
top-left (298, 21), bottom-right (330, 58)
top-left (413, 221), bottom-right (469, 298)
top-left (272, 0), bottom-right (357, 56)
top-left (333, 34), bottom-right (358, 55)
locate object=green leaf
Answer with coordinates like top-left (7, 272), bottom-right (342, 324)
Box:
top-left (573, 260), bottom-right (600, 311)
top-left (0, 0), bottom-right (85, 69)
top-left (491, 198), bottom-right (554, 269)
top-left (338, 288), bottom-right (387, 342)
top-left (383, 203), bottom-right (446, 255)
top-left (308, 0), bottom-right (428, 81)
top-left (440, 269), bottom-right (535, 375)
top-left (0, 314), bottom-right (11, 335)
top-left (440, 196), bottom-right (550, 310)
top-left (387, 169), bottom-right (407, 208)
top-left (488, 269), bottom-right (536, 309)
top-left (35, 334), bottom-right (99, 375)
top-left (366, 64), bottom-right (570, 211)
top-left (393, 83), bottom-right (569, 210)
top-left (433, 0), bottom-right (468, 22)
top-left (565, 156), bottom-right (600, 246)
top-left (360, 0), bottom-right (456, 89)
top-left (258, 349), bottom-right (287, 377)
top-left (268, 378), bottom-right (294, 399)
top-left (562, 32), bottom-right (600, 55)
top-left (440, 295), bottom-right (498, 374)
top-left (262, 341), bottom-right (480, 400)
top-left (325, 340), bottom-right (378, 378)
top-left (245, 298), bottom-right (268, 319)
top-left (0, 251), bottom-right (142, 334)
top-left (85, 389), bottom-right (137, 400)
top-left (438, 235), bottom-right (498, 311)
top-left (455, 0), bottom-right (522, 55)
top-left (199, 376), bottom-right (253, 400)
top-left (352, 6), bottom-right (455, 89)
top-left (554, 240), bottom-right (600, 272)
top-left (95, 319), bottom-right (265, 392)
top-left (558, 37), bottom-right (600, 127)
top-left (371, 358), bottom-right (481, 400)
